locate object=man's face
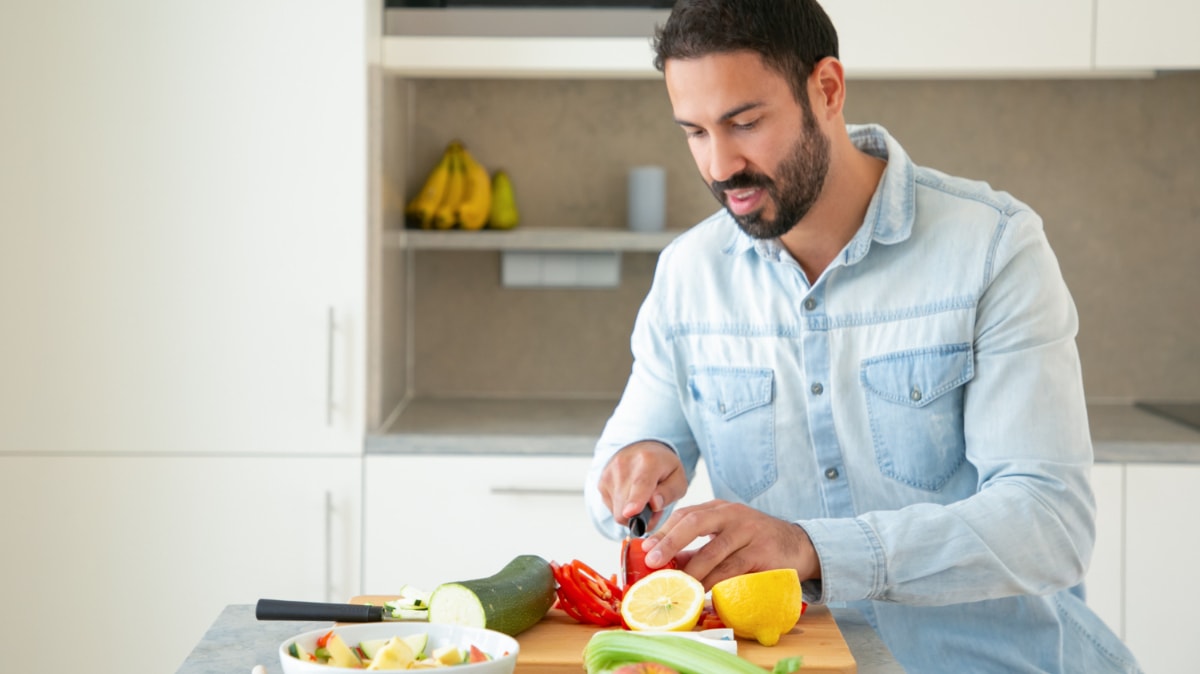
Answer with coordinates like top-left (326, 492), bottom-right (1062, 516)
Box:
top-left (664, 51), bottom-right (830, 239)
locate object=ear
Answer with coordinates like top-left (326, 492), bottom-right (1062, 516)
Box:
top-left (810, 57), bottom-right (846, 121)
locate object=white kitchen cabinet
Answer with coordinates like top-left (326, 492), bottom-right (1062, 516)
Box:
top-left (363, 454), bottom-right (713, 592)
top-left (1086, 463), bottom-right (1125, 638)
top-left (1096, 0), bottom-right (1200, 69)
top-left (1123, 463), bottom-right (1200, 674)
top-left (0, 455), bottom-right (362, 674)
top-left (821, 0), bottom-right (1094, 77)
top-left (0, 0), bottom-right (368, 455)
top-left (382, 0), bottom-right (1097, 78)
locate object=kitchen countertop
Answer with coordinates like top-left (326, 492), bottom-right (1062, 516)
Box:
top-left (369, 400), bottom-right (1200, 464)
top-left (175, 604), bottom-right (904, 674)
top-left (1089, 402), bottom-right (1200, 462)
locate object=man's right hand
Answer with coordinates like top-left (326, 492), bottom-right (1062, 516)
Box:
top-left (597, 441), bottom-right (688, 531)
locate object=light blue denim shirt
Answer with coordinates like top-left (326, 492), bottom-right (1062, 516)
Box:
top-left (586, 125), bottom-right (1142, 673)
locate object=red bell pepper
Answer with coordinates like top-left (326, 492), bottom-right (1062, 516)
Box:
top-left (622, 537), bottom-right (679, 587)
top-left (551, 558), bottom-right (624, 627)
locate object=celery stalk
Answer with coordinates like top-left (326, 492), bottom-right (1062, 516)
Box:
top-left (583, 630), bottom-right (802, 674)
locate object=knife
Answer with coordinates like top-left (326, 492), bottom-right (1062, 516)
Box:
top-left (255, 598), bottom-right (424, 622)
top-left (619, 504), bottom-right (654, 590)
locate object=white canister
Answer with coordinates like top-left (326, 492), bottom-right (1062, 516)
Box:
top-left (627, 165), bottom-right (666, 232)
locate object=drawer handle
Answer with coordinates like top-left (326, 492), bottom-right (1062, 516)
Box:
top-left (489, 487), bottom-right (583, 497)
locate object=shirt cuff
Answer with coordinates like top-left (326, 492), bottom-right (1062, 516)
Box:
top-left (797, 516), bottom-right (887, 604)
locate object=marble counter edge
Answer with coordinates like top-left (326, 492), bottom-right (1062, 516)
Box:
top-left (175, 604), bottom-right (903, 674)
top-left (366, 432), bottom-right (598, 457)
top-left (367, 401), bottom-right (1200, 463)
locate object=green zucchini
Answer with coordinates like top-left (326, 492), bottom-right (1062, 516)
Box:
top-left (427, 554), bottom-right (556, 636)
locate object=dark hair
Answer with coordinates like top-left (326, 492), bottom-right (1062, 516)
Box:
top-left (652, 0), bottom-right (839, 103)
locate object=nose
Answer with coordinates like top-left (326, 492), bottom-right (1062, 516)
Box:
top-left (705, 135), bottom-right (746, 184)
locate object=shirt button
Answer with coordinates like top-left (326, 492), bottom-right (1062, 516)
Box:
top-left (825, 467), bottom-right (839, 480)
top-left (811, 382), bottom-right (824, 395)
top-left (910, 387), bottom-right (922, 402)
top-left (804, 298), bottom-right (817, 311)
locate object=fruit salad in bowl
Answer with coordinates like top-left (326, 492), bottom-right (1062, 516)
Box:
top-left (279, 621), bottom-right (517, 673)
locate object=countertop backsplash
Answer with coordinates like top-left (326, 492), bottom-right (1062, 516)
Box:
top-left (400, 73), bottom-right (1200, 403)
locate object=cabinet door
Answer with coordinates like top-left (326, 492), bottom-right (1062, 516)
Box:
top-left (363, 455), bottom-right (714, 591)
top-left (1096, 0), bottom-right (1200, 69)
top-left (1123, 463), bottom-right (1200, 673)
top-left (0, 456), bottom-right (361, 674)
top-left (0, 0), bottom-right (366, 455)
top-left (821, 0), bottom-right (1093, 75)
top-left (1087, 463), bottom-right (1124, 639)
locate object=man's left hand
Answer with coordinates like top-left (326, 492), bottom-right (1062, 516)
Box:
top-left (641, 499), bottom-right (822, 590)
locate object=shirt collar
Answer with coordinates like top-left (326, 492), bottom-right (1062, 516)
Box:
top-left (721, 123), bottom-right (917, 262)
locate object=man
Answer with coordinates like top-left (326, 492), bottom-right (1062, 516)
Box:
top-left (584, 1), bottom-right (1143, 672)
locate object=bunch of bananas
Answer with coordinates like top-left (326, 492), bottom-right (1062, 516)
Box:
top-left (404, 141), bottom-right (519, 231)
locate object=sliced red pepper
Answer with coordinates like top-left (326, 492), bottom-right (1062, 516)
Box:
top-left (316, 630), bottom-right (333, 649)
top-left (563, 564), bottom-right (622, 624)
top-left (563, 599), bottom-right (607, 626)
top-left (698, 606), bottom-right (726, 630)
top-left (557, 596), bottom-right (589, 622)
top-left (554, 561), bottom-right (621, 626)
top-left (551, 558), bottom-right (627, 627)
top-left (557, 565), bottom-right (601, 610)
top-left (572, 560), bottom-right (619, 600)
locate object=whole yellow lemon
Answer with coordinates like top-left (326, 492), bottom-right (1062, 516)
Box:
top-left (711, 569), bottom-right (805, 646)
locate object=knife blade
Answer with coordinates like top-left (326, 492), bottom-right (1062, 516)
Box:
top-left (256, 598), bottom-right (410, 622)
top-left (620, 503), bottom-right (654, 590)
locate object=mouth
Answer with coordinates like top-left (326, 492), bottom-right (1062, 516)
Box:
top-left (723, 186), bottom-right (765, 216)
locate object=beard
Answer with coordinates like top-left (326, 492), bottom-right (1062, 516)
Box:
top-left (709, 104), bottom-right (831, 240)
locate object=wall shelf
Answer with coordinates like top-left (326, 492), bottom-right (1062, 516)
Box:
top-left (383, 227), bottom-right (678, 252)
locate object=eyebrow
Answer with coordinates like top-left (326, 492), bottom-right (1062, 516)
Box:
top-left (674, 101), bottom-right (765, 128)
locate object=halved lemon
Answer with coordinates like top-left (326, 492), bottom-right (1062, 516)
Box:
top-left (619, 568), bottom-right (705, 632)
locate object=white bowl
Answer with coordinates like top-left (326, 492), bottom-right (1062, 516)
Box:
top-left (279, 621), bottom-right (519, 673)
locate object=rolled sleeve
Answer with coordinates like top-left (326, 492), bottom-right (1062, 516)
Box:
top-left (797, 517), bottom-right (887, 604)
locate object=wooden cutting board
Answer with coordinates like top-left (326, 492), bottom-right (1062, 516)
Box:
top-left (351, 596), bottom-right (856, 673)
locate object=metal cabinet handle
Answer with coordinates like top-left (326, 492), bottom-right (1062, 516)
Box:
top-left (489, 487), bottom-right (584, 496)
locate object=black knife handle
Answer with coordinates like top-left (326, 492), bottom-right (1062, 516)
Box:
top-left (256, 598), bottom-right (383, 622)
top-left (629, 504), bottom-right (654, 537)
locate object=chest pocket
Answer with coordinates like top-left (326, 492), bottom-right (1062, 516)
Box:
top-left (688, 366), bottom-right (778, 502)
top-left (861, 344), bottom-right (973, 491)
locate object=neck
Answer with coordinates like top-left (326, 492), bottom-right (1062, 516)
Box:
top-left (779, 146), bottom-right (886, 284)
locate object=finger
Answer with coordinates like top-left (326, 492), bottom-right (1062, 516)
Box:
top-left (680, 517), bottom-right (755, 585)
top-left (691, 542), bottom-right (756, 589)
top-left (650, 466), bottom-right (690, 515)
top-left (597, 459), bottom-right (622, 515)
top-left (642, 501), bottom-right (724, 568)
top-left (672, 548), bottom-right (697, 568)
top-left (617, 444), bottom-right (683, 522)
top-left (598, 446), bottom-right (651, 523)
top-left (691, 514), bottom-right (815, 589)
